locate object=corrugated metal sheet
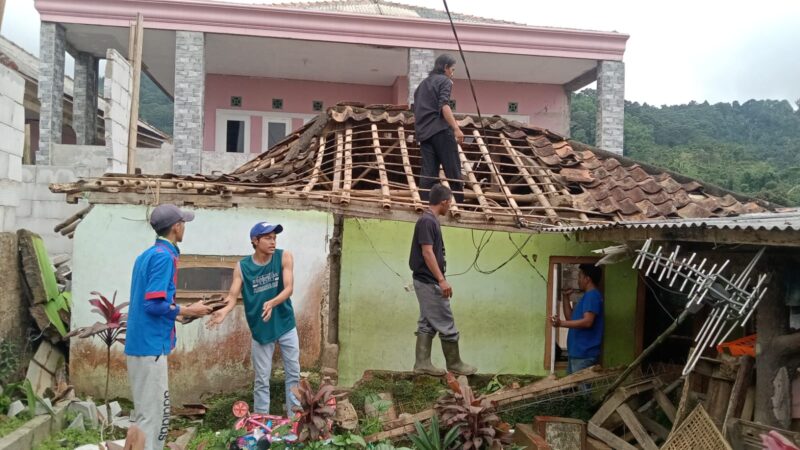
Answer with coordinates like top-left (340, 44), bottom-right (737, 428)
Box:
top-left (547, 209), bottom-right (800, 233)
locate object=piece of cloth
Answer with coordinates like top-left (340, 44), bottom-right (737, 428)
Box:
top-left (413, 279), bottom-right (459, 341)
top-left (418, 128), bottom-right (464, 203)
top-left (409, 211), bottom-right (446, 284)
top-left (126, 239), bottom-right (180, 356)
top-left (412, 73), bottom-right (453, 143)
top-left (566, 289), bottom-right (605, 359)
top-left (239, 250), bottom-right (297, 345)
top-left (251, 328), bottom-right (301, 416)
top-left (127, 355), bottom-right (170, 450)
top-left (567, 356), bottom-right (598, 375)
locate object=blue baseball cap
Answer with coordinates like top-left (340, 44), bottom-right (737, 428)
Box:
top-left (250, 222), bottom-right (284, 239)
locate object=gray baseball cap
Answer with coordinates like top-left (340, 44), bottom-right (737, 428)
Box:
top-left (149, 204), bottom-right (195, 232)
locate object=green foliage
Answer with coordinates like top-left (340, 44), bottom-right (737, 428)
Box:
top-left (33, 426), bottom-right (126, 450)
top-left (359, 394), bottom-right (391, 435)
top-left (570, 90), bottom-right (800, 206)
top-left (0, 340), bottom-right (20, 385)
top-left (139, 74), bottom-right (174, 136)
top-left (350, 374), bottom-right (444, 417)
top-left (330, 432), bottom-right (368, 447)
top-left (408, 416), bottom-right (460, 450)
top-left (499, 395), bottom-right (594, 426)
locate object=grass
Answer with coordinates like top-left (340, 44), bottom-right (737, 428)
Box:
top-left (348, 373), bottom-right (445, 417)
top-left (33, 427), bottom-right (127, 450)
top-left (0, 413), bottom-right (30, 438)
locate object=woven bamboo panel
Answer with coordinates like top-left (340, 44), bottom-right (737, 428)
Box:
top-left (661, 404), bottom-right (731, 450)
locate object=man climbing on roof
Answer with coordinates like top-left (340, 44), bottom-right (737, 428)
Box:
top-left (208, 221), bottom-right (300, 417)
top-left (409, 183), bottom-right (476, 376)
top-left (549, 264), bottom-right (605, 374)
top-left (413, 53), bottom-right (464, 204)
top-left (126, 204), bottom-right (212, 450)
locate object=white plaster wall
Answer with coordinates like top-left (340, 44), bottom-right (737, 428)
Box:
top-left (103, 49), bottom-right (132, 173)
top-left (0, 65), bottom-right (25, 231)
top-left (70, 204), bottom-right (333, 403)
top-left (17, 165), bottom-right (93, 257)
top-left (51, 144), bottom-right (108, 172)
top-left (136, 144), bottom-right (173, 175)
top-left (201, 151), bottom-right (252, 175)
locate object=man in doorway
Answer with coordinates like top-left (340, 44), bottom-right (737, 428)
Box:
top-left (409, 183), bottom-right (476, 376)
top-left (208, 222), bottom-right (300, 417)
top-left (126, 204), bottom-right (212, 450)
top-left (549, 264), bottom-right (604, 374)
top-left (413, 53), bottom-right (464, 204)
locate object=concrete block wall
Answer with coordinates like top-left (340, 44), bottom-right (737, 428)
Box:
top-left (173, 31), bottom-right (205, 175)
top-left (407, 48), bottom-right (435, 105)
top-left (136, 143), bottom-right (174, 175)
top-left (103, 48), bottom-right (132, 173)
top-left (37, 22), bottom-right (66, 165)
top-left (596, 60), bottom-right (625, 155)
top-left (17, 165), bottom-right (91, 257)
top-left (0, 65), bottom-right (25, 232)
top-left (200, 151), bottom-right (251, 175)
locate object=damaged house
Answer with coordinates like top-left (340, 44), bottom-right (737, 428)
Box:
top-left (51, 104), bottom-right (769, 405)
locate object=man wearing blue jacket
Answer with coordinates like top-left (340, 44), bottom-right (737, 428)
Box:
top-left (125, 204), bottom-right (211, 450)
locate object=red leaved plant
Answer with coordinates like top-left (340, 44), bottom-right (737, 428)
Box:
top-left (291, 378), bottom-right (337, 442)
top-left (67, 291), bottom-right (128, 425)
top-left (435, 376), bottom-right (512, 450)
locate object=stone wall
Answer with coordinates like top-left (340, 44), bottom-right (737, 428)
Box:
top-left (103, 48), bottom-right (132, 173)
top-left (595, 60), bottom-right (625, 155)
top-left (37, 22), bottom-right (65, 164)
top-left (173, 31), bottom-right (205, 175)
top-left (407, 48), bottom-right (435, 105)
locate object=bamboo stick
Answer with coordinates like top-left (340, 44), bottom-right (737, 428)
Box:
top-left (500, 134), bottom-right (559, 223)
top-left (370, 124), bottom-right (391, 210)
top-left (301, 137), bottom-right (325, 197)
top-left (343, 129), bottom-right (353, 205)
top-left (472, 130), bottom-right (523, 219)
top-left (438, 169), bottom-right (461, 219)
top-left (396, 126), bottom-right (423, 212)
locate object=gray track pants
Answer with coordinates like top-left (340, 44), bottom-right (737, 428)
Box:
top-left (127, 355), bottom-right (170, 450)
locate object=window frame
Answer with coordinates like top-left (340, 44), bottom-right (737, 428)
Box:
top-left (262, 116), bottom-right (293, 150)
top-left (215, 111), bottom-right (251, 154)
top-left (175, 255), bottom-right (244, 303)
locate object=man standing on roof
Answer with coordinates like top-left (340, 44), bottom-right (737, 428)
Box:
top-left (409, 183), bottom-right (476, 376)
top-left (126, 204), bottom-right (212, 450)
top-left (549, 264), bottom-right (605, 374)
top-left (208, 221), bottom-right (300, 417)
top-left (413, 53), bottom-right (464, 204)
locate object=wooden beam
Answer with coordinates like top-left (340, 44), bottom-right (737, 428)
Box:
top-left (396, 126), bottom-right (422, 212)
top-left (301, 137), bottom-right (325, 196)
top-left (472, 130), bottom-right (523, 219)
top-left (438, 169), bottom-right (460, 219)
top-left (370, 124), bottom-right (391, 210)
top-left (457, 144), bottom-right (493, 221)
top-left (126, 13), bottom-right (144, 174)
top-left (501, 134), bottom-right (558, 222)
top-left (332, 131), bottom-right (343, 194)
top-left (722, 355), bottom-right (754, 437)
top-left (587, 422), bottom-right (638, 450)
top-left (23, 123), bottom-right (32, 164)
top-left (654, 389), bottom-right (677, 422)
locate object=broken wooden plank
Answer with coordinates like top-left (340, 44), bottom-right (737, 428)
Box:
top-left (396, 126), bottom-right (422, 212)
top-left (438, 169), bottom-right (460, 219)
top-left (343, 128), bottom-right (353, 205)
top-left (472, 130), bottom-right (523, 219)
top-left (370, 124), bottom-right (391, 210)
top-left (514, 423), bottom-right (552, 449)
top-left (721, 355), bottom-right (752, 439)
top-left (587, 422), bottom-right (637, 450)
top-left (590, 378), bottom-right (657, 427)
top-left (332, 131), bottom-right (343, 195)
top-left (654, 388), bottom-right (677, 422)
top-left (616, 403), bottom-right (658, 450)
top-left (501, 134), bottom-right (558, 222)
top-left (636, 412), bottom-right (670, 441)
top-left (301, 138), bottom-right (325, 196)
top-left (127, 13), bottom-right (144, 174)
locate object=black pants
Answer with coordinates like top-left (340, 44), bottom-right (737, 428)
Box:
top-left (419, 129), bottom-right (464, 203)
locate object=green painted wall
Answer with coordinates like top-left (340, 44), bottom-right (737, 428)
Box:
top-left (338, 218), bottom-right (639, 385)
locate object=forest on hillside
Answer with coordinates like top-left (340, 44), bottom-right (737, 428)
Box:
top-left (571, 90), bottom-right (800, 206)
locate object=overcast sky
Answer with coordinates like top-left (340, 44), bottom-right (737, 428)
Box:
top-left (4, 0), bottom-right (799, 107)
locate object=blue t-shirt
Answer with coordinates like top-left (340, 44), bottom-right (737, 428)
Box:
top-left (125, 239), bottom-right (180, 356)
top-left (566, 289), bottom-right (604, 359)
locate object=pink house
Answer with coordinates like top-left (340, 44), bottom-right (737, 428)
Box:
top-left (34, 0), bottom-right (628, 175)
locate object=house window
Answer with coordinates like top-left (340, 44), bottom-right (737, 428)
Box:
top-left (226, 120), bottom-right (246, 153)
top-left (215, 112), bottom-right (251, 153)
top-left (175, 255), bottom-right (243, 302)
top-left (544, 257), bottom-right (604, 371)
top-left (262, 117), bottom-right (292, 150)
